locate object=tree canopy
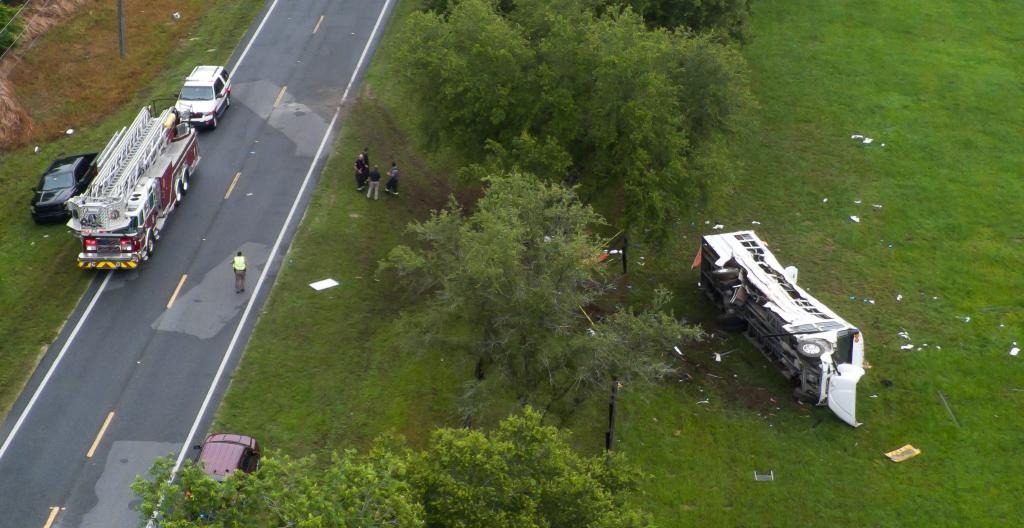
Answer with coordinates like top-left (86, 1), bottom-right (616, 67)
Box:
top-left (395, 0), bottom-right (752, 241)
top-left (133, 410), bottom-right (649, 527)
top-left (380, 171), bottom-right (702, 418)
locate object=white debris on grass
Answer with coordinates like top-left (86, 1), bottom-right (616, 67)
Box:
top-left (1011, 342), bottom-right (1020, 357)
top-left (863, 137), bottom-right (874, 144)
top-left (851, 134), bottom-right (864, 139)
top-left (751, 220), bottom-right (761, 225)
top-left (850, 215), bottom-right (861, 223)
top-left (873, 204), bottom-right (883, 209)
top-left (822, 197), bottom-right (829, 203)
top-left (712, 224), bottom-right (725, 230)
top-left (900, 344), bottom-right (914, 350)
top-left (854, 199), bottom-right (863, 204)
top-left (958, 316), bottom-right (971, 323)
top-left (897, 330), bottom-right (911, 340)
top-left (896, 293), bottom-right (903, 302)
top-left (65, 129), bottom-right (74, 135)
top-left (309, 278), bottom-right (339, 291)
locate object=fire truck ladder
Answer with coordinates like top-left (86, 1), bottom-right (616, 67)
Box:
top-left (71, 106), bottom-right (173, 229)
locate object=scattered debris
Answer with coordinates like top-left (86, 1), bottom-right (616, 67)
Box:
top-left (885, 444), bottom-right (921, 463)
top-left (849, 215), bottom-right (860, 223)
top-left (34, 145), bottom-right (39, 153)
top-left (822, 197), bottom-right (829, 203)
top-left (172, 11), bottom-right (181, 20)
top-left (751, 220), bottom-right (761, 225)
top-left (958, 316), bottom-right (971, 323)
top-left (900, 344), bottom-right (914, 350)
top-left (862, 137), bottom-right (873, 144)
top-left (712, 224), bottom-right (725, 230)
top-left (850, 134), bottom-right (863, 139)
top-left (853, 199), bottom-right (862, 204)
top-left (65, 128), bottom-right (74, 135)
top-left (753, 470), bottom-right (774, 482)
top-left (309, 278), bottom-right (339, 291)
top-left (861, 298), bottom-right (875, 305)
top-left (872, 204), bottom-right (883, 210)
top-left (713, 349), bottom-right (737, 362)
top-left (246, 192), bottom-right (253, 196)
top-left (1010, 342), bottom-right (1020, 357)
top-left (937, 390), bottom-right (961, 428)
top-left (869, 394), bottom-right (878, 398)
top-left (696, 399), bottom-right (709, 405)
top-left (672, 346), bottom-right (684, 358)
top-left (896, 293), bottom-right (903, 302)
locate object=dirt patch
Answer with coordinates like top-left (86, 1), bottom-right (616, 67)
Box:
top-left (0, 0), bottom-right (91, 144)
top-left (2, 0), bottom-right (214, 150)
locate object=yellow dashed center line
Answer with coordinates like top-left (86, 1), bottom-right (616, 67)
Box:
top-left (273, 85), bottom-right (287, 108)
top-left (225, 171), bottom-right (241, 199)
top-left (313, 15), bottom-right (325, 34)
top-left (86, 412), bottom-right (114, 459)
top-left (167, 274), bottom-right (188, 309)
top-left (42, 506), bottom-right (60, 528)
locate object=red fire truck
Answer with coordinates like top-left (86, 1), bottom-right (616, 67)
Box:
top-left (67, 106), bottom-right (200, 269)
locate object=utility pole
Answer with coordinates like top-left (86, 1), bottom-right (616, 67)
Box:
top-left (117, 0), bottom-right (126, 58)
top-left (605, 378), bottom-right (619, 451)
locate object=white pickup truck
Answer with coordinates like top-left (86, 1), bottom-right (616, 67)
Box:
top-left (698, 230), bottom-right (865, 426)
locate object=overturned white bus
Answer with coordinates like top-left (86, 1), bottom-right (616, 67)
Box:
top-left (697, 231), bottom-right (865, 427)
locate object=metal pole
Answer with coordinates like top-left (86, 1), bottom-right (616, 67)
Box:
top-left (605, 378), bottom-right (618, 451)
top-left (117, 0), bottom-right (126, 58)
top-left (621, 236), bottom-right (628, 275)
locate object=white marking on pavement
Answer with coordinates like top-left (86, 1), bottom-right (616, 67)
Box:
top-left (313, 15), bottom-right (325, 34)
top-left (341, 0), bottom-right (394, 104)
top-left (231, 0), bottom-right (280, 71)
top-left (0, 273), bottom-right (113, 462)
top-left (224, 171), bottom-right (241, 199)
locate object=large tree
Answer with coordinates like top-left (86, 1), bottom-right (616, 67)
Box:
top-left (132, 446), bottom-right (424, 527)
top-left (395, 0), bottom-right (752, 241)
top-left (132, 411), bottom-right (650, 527)
top-left (380, 171), bottom-right (701, 418)
top-left (414, 408), bottom-right (651, 528)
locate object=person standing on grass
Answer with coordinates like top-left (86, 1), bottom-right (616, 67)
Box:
top-left (362, 147), bottom-right (370, 167)
top-left (232, 251), bottom-right (247, 294)
top-left (354, 152), bottom-right (368, 191)
top-left (367, 165), bottom-right (381, 200)
top-left (384, 161), bottom-right (400, 196)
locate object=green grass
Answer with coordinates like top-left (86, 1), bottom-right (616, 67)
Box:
top-left (0, 0), bottom-right (265, 418)
top-left (216, 0), bottom-right (1024, 525)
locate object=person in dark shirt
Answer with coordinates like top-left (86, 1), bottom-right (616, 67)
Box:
top-left (384, 162), bottom-right (400, 196)
top-left (354, 153), bottom-right (368, 191)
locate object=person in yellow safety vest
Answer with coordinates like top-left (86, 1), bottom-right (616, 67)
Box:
top-left (232, 251), bottom-right (247, 293)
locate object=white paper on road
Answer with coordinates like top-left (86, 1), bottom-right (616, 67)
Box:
top-left (309, 278), bottom-right (339, 291)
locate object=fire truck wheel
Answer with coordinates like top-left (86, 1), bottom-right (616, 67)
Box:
top-left (182, 170), bottom-right (191, 194)
top-left (143, 233), bottom-right (154, 260)
top-left (211, 114), bottom-right (218, 130)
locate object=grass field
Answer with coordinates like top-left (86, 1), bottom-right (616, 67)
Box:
top-left (215, 0), bottom-right (1024, 525)
top-left (0, 0), bottom-right (265, 418)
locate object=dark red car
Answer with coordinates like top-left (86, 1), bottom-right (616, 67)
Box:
top-left (197, 433), bottom-right (261, 481)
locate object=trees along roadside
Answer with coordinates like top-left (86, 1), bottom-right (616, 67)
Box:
top-left (379, 171), bottom-right (703, 421)
top-left (133, 410), bottom-right (650, 527)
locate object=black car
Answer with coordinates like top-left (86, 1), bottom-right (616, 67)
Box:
top-left (30, 153), bottom-right (98, 223)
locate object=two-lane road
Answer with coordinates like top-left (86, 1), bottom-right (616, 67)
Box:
top-left (0, 0), bottom-right (393, 525)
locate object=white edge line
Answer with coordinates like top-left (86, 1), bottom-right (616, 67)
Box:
top-left (341, 0), bottom-right (394, 103)
top-left (0, 273), bottom-right (113, 462)
top-left (170, 0), bottom-right (395, 478)
top-left (230, 0), bottom-right (280, 72)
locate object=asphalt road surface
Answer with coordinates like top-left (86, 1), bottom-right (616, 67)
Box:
top-left (0, 0), bottom-right (393, 525)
